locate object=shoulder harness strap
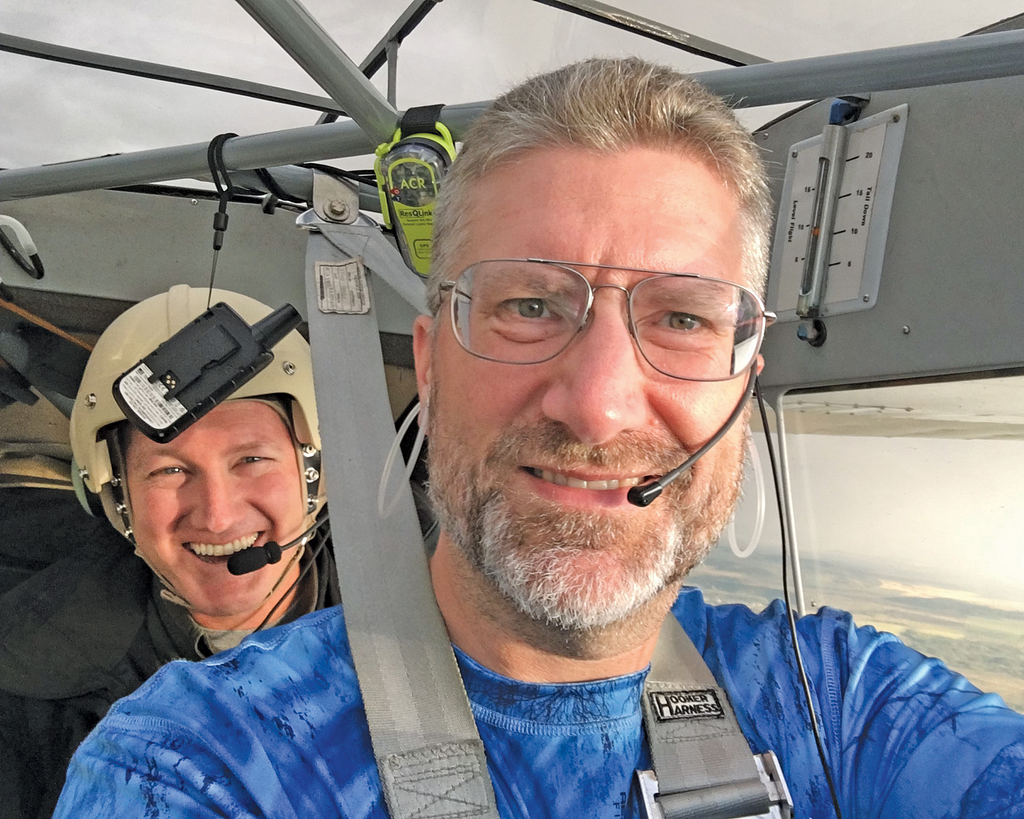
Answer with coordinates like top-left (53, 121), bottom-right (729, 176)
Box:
top-left (638, 616), bottom-right (793, 819)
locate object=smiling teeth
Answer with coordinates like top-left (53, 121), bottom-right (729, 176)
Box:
top-left (538, 469), bottom-right (643, 490)
top-left (188, 534), bottom-right (258, 557)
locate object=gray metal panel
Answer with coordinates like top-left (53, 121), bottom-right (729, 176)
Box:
top-left (0, 189), bottom-right (308, 310)
top-left (0, 189), bottom-right (421, 337)
top-left (758, 73), bottom-right (1024, 393)
top-left (0, 189), bottom-right (421, 336)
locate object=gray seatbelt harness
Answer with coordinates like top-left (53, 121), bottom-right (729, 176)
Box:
top-left (638, 617), bottom-right (793, 819)
top-left (305, 225), bottom-right (498, 819)
top-left (304, 224), bottom-right (792, 819)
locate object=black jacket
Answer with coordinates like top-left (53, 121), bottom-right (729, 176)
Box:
top-left (0, 511), bottom-right (339, 819)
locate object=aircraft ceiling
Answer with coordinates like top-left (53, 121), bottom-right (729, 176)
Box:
top-left (1, 0), bottom-right (1022, 171)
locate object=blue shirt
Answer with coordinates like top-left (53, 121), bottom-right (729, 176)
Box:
top-left (55, 588), bottom-right (1024, 818)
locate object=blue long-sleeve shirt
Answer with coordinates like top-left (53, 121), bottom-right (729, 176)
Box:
top-left (55, 588), bottom-right (1024, 818)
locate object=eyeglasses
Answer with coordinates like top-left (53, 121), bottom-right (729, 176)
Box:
top-left (438, 259), bottom-right (775, 382)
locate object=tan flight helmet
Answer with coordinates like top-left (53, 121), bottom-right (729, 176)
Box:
top-left (69, 285), bottom-right (325, 540)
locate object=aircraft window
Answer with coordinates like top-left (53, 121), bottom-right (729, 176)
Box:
top-left (689, 375), bottom-right (1024, 713)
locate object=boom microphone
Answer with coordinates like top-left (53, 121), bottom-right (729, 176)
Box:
top-left (227, 539), bottom-right (284, 575)
top-left (626, 366), bottom-right (758, 508)
top-left (226, 510), bottom-right (329, 575)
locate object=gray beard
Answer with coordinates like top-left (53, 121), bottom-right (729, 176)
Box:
top-left (427, 417), bottom-right (743, 633)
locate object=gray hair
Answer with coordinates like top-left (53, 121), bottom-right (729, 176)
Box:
top-left (426, 57), bottom-right (772, 315)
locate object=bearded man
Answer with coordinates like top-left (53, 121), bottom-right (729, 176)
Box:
top-left (55, 58), bottom-right (1024, 819)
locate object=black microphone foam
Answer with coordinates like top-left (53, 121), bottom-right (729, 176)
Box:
top-left (227, 542), bottom-right (280, 576)
top-left (224, 513), bottom-right (327, 576)
top-left (626, 482), bottom-right (663, 507)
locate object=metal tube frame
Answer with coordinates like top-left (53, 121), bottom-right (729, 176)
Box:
top-left (0, 99), bottom-right (481, 202)
top-left (234, 0), bottom-right (398, 142)
top-left (772, 396), bottom-right (807, 615)
top-left (359, 0), bottom-right (443, 80)
top-left (532, 0), bottom-right (767, 66)
top-left (4, 29), bottom-right (1024, 202)
top-left (386, 40), bottom-right (399, 108)
top-left (0, 32), bottom-right (347, 116)
top-left (317, 0), bottom-right (443, 125)
top-left (704, 28), bottom-right (1024, 107)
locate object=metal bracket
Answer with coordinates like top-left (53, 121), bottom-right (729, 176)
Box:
top-left (316, 222), bottom-right (427, 316)
top-left (636, 752), bottom-right (793, 819)
top-left (769, 104), bottom-right (909, 324)
top-left (312, 171), bottom-right (361, 224)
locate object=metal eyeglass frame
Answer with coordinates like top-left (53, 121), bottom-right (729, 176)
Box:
top-left (437, 257), bottom-right (777, 383)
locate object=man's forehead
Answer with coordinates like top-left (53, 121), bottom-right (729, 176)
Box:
top-left (456, 146), bottom-right (745, 277)
top-left (466, 143), bottom-right (731, 192)
top-left (463, 144), bottom-right (736, 213)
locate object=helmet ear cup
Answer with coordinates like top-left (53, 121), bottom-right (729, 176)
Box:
top-left (71, 457), bottom-right (105, 519)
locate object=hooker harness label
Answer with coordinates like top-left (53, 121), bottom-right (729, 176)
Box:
top-left (648, 688), bottom-right (725, 722)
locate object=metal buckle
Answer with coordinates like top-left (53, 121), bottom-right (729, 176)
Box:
top-left (636, 751), bottom-right (793, 819)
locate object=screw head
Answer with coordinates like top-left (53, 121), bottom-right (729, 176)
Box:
top-left (190, 198), bottom-right (198, 206)
top-left (862, 294), bottom-right (870, 303)
top-left (791, 151), bottom-right (798, 158)
top-left (302, 444), bottom-right (317, 457)
top-left (78, 467), bottom-right (89, 480)
top-left (902, 325), bottom-right (911, 334)
top-left (305, 466), bottom-right (320, 483)
top-left (85, 393), bottom-right (97, 408)
top-left (325, 199), bottom-right (350, 220)
top-left (282, 361), bottom-right (296, 375)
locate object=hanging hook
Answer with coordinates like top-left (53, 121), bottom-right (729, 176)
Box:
top-left (0, 214), bottom-right (45, 291)
top-left (204, 132), bottom-right (238, 307)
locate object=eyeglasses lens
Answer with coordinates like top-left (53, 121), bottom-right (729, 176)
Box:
top-left (450, 261), bottom-right (761, 380)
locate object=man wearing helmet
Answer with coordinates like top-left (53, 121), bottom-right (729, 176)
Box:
top-left (0, 285), bottom-right (338, 819)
